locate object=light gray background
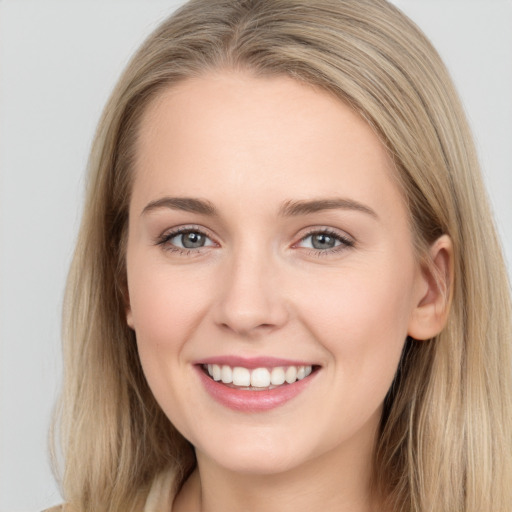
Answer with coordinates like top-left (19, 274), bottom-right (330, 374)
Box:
top-left (0, 1), bottom-right (511, 510)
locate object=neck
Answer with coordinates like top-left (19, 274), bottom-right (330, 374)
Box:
top-left (174, 425), bottom-right (382, 512)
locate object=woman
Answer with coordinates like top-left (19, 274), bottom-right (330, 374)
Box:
top-left (48, 0), bottom-right (512, 511)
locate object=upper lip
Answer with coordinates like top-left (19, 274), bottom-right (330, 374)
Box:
top-left (194, 355), bottom-right (318, 369)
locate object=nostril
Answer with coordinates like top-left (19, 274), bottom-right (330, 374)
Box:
top-left (218, 319), bottom-right (280, 337)
top-left (213, 270), bottom-right (290, 334)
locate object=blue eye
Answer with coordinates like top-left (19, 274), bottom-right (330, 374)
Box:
top-left (171, 231), bottom-right (209, 249)
top-left (297, 230), bottom-right (354, 252)
top-left (156, 227), bottom-right (353, 256)
top-left (158, 228), bottom-right (215, 252)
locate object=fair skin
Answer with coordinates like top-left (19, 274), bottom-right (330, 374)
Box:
top-left (125, 71), bottom-right (452, 512)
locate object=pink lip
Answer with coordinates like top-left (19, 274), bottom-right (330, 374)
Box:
top-left (194, 363), bottom-right (318, 413)
top-left (194, 355), bottom-right (314, 369)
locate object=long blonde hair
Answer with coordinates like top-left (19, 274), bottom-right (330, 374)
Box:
top-left (53, 1), bottom-right (512, 510)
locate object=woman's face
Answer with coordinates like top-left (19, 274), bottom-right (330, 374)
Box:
top-left (125, 71), bottom-right (429, 476)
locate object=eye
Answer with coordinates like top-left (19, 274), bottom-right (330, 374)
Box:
top-left (157, 227), bottom-right (216, 252)
top-left (296, 229), bottom-right (354, 253)
top-left (171, 231), bottom-right (211, 249)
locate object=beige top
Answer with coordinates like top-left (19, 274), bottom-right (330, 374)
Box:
top-left (42, 466), bottom-right (178, 512)
top-left (143, 466), bottom-right (177, 511)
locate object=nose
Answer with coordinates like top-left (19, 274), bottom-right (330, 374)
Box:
top-left (213, 246), bottom-right (289, 337)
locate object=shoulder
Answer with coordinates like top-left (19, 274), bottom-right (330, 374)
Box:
top-left (144, 466), bottom-right (179, 511)
top-left (42, 505), bottom-right (79, 512)
top-left (41, 467), bottom-right (179, 512)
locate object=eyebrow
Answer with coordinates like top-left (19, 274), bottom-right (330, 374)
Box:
top-left (278, 198), bottom-right (378, 219)
top-left (141, 196), bottom-right (378, 219)
top-left (141, 197), bottom-right (218, 216)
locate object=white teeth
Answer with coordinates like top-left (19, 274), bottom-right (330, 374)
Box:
top-left (205, 364), bottom-right (313, 388)
top-left (270, 367), bottom-right (286, 385)
top-left (251, 368), bottom-right (271, 388)
top-left (212, 364), bottom-right (221, 381)
top-left (285, 366), bottom-right (297, 384)
top-left (221, 365), bottom-right (232, 384)
top-left (232, 367), bottom-right (251, 386)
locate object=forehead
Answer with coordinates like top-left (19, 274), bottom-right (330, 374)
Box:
top-left (131, 71), bottom-right (405, 223)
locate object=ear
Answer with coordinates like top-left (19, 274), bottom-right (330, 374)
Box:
top-left (126, 305), bottom-right (135, 330)
top-left (119, 278), bottom-right (135, 330)
top-left (408, 234), bottom-right (453, 340)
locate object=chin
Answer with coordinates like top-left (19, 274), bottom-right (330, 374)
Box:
top-left (193, 426), bottom-right (320, 476)
top-left (208, 448), bottom-right (304, 476)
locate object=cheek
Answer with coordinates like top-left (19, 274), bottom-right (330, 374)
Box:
top-left (127, 256), bottom-right (214, 363)
top-left (126, 261), bottom-right (215, 432)
top-left (297, 262), bottom-right (415, 390)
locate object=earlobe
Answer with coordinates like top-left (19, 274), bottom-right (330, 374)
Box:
top-left (121, 282), bottom-right (135, 329)
top-left (126, 308), bottom-right (135, 329)
top-left (408, 234), bottom-right (453, 341)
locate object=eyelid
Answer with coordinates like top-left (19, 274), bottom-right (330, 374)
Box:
top-left (154, 224), bottom-right (355, 256)
top-left (293, 227), bottom-right (355, 253)
top-left (155, 225), bottom-right (218, 253)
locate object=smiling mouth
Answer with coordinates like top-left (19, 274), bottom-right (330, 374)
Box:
top-left (202, 363), bottom-right (317, 390)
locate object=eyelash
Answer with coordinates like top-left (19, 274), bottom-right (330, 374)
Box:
top-left (296, 228), bottom-right (355, 257)
top-left (155, 226), bottom-right (215, 256)
top-left (155, 226), bottom-right (355, 257)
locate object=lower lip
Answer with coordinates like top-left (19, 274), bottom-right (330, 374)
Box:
top-left (195, 366), bottom-right (317, 412)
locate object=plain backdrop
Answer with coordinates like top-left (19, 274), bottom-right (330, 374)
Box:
top-left (0, 1), bottom-right (511, 510)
